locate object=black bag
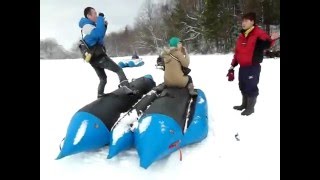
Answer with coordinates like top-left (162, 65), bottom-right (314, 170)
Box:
top-left (79, 30), bottom-right (106, 62)
top-left (169, 53), bottom-right (191, 75)
top-left (79, 40), bottom-right (106, 61)
top-left (78, 40), bottom-right (92, 61)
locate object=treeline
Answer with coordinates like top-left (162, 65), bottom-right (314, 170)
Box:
top-left (40, 39), bottom-right (80, 59)
top-left (42, 0), bottom-right (279, 59)
top-left (101, 0), bottom-right (279, 56)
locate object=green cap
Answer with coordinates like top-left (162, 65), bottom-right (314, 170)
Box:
top-left (169, 37), bottom-right (181, 47)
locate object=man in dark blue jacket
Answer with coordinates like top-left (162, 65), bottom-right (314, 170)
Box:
top-left (79, 7), bottom-right (131, 98)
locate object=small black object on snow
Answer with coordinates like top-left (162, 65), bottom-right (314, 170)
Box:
top-left (235, 133), bottom-right (240, 141)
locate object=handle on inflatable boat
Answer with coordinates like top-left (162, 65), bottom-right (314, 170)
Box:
top-left (59, 137), bottom-right (65, 150)
top-left (184, 97), bottom-right (194, 133)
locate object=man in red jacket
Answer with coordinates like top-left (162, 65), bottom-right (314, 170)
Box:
top-left (227, 12), bottom-right (280, 116)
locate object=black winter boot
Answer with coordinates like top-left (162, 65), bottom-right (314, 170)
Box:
top-left (118, 79), bottom-right (130, 88)
top-left (97, 93), bottom-right (106, 98)
top-left (241, 96), bottom-right (257, 116)
top-left (233, 95), bottom-right (247, 111)
top-left (118, 80), bottom-right (137, 95)
top-left (117, 70), bottom-right (131, 89)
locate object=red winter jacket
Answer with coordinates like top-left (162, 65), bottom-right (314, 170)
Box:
top-left (231, 26), bottom-right (275, 67)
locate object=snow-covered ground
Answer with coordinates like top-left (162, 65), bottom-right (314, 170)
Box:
top-left (40, 55), bottom-right (280, 180)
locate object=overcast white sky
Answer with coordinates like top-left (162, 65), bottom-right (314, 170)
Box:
top-left (40, 0), bottom-right (146, 50)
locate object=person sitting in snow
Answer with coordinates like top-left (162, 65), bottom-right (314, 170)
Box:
top-left (131, 51), bottom-right (139, 59)
top-left (79, 7), bottom-right (131, 98)
top-left (155, 37), bottom-right (197, 97)
top-left (226, 12), bottom-right (280, 116)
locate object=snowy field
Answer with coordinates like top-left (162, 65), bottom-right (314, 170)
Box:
top-left (40, 54), bottom-right (280, 180)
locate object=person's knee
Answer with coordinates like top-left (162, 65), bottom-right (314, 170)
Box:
top-left (106, 59), bottom-right (121, 72)
top-left (113, 64), bottom-right (123, 73)
top-left (116, 67), bottom-right (124, 73)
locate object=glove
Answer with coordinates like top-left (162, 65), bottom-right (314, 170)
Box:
top-left (98, 12), bottom-right (104, 17)
top-left (227, 69), bottom-right (234, 81)
top-left (104, 20), bottom-right (108, 27)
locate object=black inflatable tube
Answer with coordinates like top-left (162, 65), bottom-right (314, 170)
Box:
top-left (79, 76), bottom-right (156, 130)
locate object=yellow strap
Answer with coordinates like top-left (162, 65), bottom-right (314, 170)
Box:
top-left (244, 26), bottom-right (255, 37)
top-left (84, 53), bottom-right (92, 62)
